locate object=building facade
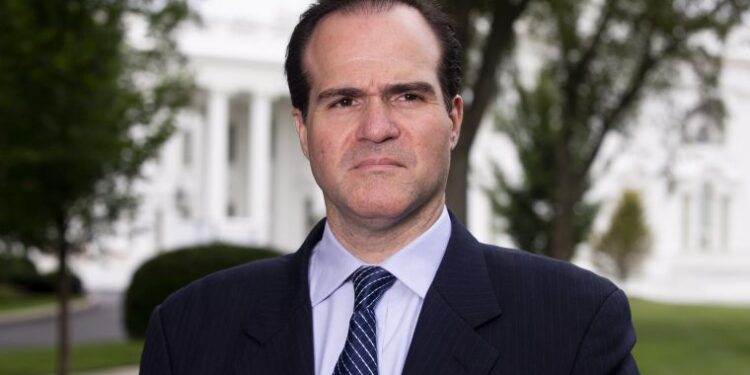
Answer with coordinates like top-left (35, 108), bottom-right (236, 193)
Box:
top-left (70, 1), bottom-right (750, 304)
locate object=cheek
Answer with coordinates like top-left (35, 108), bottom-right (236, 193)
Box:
top-left (416, 137), bottom-right (452, 188)
top-left (309, 133), bottom-right (342, 173)
top-left (310, 142), bottom-right (330, 170)
top-left (415, 124), bottom-right (452, 162)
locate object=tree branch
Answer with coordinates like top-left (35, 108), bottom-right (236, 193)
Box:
top-left (581, 36), bottom-right (664, 174)
top-left (457, 0), bottom-right (531, 155)
top-left (570, 0), bottom-right (616, 85)
top-left (560, 0), bottom-right (615, 135)
top-left (581, 0), bottom-right (735, 174)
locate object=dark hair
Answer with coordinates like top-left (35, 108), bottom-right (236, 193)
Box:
top-left (284, 0), bottom-right (462, 119)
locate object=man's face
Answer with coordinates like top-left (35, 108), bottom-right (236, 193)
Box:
top-left (293, 5), bottom-right (462, 225)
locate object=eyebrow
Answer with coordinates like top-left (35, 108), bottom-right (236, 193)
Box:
top-left (317, 87), bottom-right (365, 101)
top-left (384, 81), bottom-right (437, 97)
top-left (316, 81), bottom-right (437, 101)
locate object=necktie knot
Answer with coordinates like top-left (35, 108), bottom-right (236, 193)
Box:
top-left (351, 266), bottom-right (396, 311)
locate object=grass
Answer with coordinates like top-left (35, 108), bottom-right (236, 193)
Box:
top-left (0, 341), bottom-right (143, 375)
top-left (0, 300), bottom-right (747, 374)
top-left (0, 294), bottom-right (56, 313)
top-left (631, 299), bottom-right (750, 374)
top-left (0, 287), bottom-right (83, 315)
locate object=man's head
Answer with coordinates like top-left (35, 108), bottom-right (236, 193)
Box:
top-left (285, 0), bottom-right (462, 119)
top-left (286, 0), bottom-right (464, 229)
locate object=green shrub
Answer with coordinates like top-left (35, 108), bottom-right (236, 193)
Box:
top-left (124, 243), bottom-right (281, 339)
top-left (0, 254), bottom-right (37, 284)
top-left (593, 190), bottom-right (651, 281)
top-left (11, 271), bottom-right (84, 296)
top-left (0, 254), bottom-right (83, 296)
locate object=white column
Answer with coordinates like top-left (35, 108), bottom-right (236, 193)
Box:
top-left (249, 94), bottom-right (273, 244)
top-left (205, 90), bottom-right (230, 230)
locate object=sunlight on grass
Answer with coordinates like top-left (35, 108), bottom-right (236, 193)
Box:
top-left (0, 341), bottom-right (143, 375)
top-left (632, 299), bottom-right (750, 375)
top-left (0, 295), bottom-right (56, 313)
top-left (0, 300), bottom-right (748, 374)
top-left (0, 286), bottom-right (56, 313)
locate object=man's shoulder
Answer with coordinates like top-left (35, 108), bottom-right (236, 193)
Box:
top-left (159, 252), bottom-right (301, 314)
top-left (477, 242), bottom-right (620, 303)
top-left (141, 252), bottom-right (310, 371)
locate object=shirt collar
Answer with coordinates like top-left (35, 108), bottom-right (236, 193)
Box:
top-left (309, 206), bottom-right (451, 306)
top-left (309, 223), bottom-right (364, 307)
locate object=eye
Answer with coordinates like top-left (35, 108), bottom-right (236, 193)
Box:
top-left (400, 93), bottom-right (422, 102)
top-left (331, 97), bottom-right (354, 108)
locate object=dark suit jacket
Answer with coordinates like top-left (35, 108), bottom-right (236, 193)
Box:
top-left (140, 216), bottom-right (639, 374)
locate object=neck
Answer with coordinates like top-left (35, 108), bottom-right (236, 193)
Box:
top-left (326, 198), bottom-right (445, 264)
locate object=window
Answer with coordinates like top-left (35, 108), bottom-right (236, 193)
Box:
top-left (681, 100), bottom-right (724, 144)
top-left (174, 188), bottom-right (191, 218)
top-left (228, 122), bottom-right (237, 164)
top-left (182, 131), bottom-right (192, 166)
top-left (682, 115), bottom-right (723, 144)
top-left (699, 184), bottom-right (714, 251)
top-left (721, 196), bottom-right (730, 252)
top-left (682, 194), bottom-right (691, 252)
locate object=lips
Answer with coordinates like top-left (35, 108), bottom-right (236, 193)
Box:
top-left (353, 157), bottom-right (404, 169)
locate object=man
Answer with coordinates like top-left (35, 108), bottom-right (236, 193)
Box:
top-left (140, 0), bottom-right (640, 374)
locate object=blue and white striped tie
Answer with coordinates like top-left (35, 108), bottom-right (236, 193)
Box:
top-left (332, 266), bottom-right (396, 375)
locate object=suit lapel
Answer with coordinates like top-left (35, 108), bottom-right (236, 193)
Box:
top-left (403, 214), bottom-right (503, 375)
top-left (244, 301), bottom-right (314, 374)
top-left (238, 219), bottom-right (325, 375)
top-left (235, 215), bottom-right (502, 374)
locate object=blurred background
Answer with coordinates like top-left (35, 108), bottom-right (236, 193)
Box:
top-left (1, 0), bottom-right (749, 374)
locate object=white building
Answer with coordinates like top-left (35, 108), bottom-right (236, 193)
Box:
top-left (608, 30), bottom-right (750, 304)
top-left (73, 1), bottom-right (750, 304)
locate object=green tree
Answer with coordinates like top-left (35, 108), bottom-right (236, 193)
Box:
top-left (491, 0), bottom-right (747, 260)
top-left (0, 1), bottom-right (194, 374)
top-left (491, 69), bottom-right (599, 256)
top-left (594, 190), bottom-right (651, 281)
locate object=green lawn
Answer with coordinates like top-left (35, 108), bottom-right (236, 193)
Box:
top-left (632, 299), bottom-right (750, 374)
top-left (0, 287), bottom-right (91, 316)
top-left (0, 295), bottom-right (56, 313)
top-left (0, 300), bottom-right (747, 374)
top-left (0, 341), bottom-right (143, 375)
top-left (0, 286), bottom-right (57, 313)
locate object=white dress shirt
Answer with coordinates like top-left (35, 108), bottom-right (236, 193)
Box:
top-left (308, 207), bottom-right (452, 375)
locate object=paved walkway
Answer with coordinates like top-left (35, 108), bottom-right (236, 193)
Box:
top-left (0, 292), bottom-right (127, 349)
top-left (1, 294), bottom-right (140, 374)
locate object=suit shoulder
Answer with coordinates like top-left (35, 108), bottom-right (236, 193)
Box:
top-left (479, 243), bottom-right (619, 302)
top-left (159, 253), bottom-right (299, 312)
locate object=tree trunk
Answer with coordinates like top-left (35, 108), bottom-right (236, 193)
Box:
top-left (56, 219), bottom-right (70, 375)
top-left (550, 179), bottom-right (577, 261)
top-left (550, 130), bottom-right (577, 261)
top-left (446, 146), bottom-right (470, 222)
top-left (445, 0), bottom-right (531, 224)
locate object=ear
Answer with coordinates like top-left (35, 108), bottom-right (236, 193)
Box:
top-left (293, 108), bottom-right (310, 159)
top-left (448, 95), bottom-right (464, 150)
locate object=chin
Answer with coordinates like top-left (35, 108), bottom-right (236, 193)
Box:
top-left (346, 195), bottom-right (414, 221)
top-left (353, 202), bottom-right (409, 219)
top-left (327, 180), bottom-right (443, 223)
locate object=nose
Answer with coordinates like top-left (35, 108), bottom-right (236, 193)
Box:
top-left (356, 99), bottom-right (400, 143)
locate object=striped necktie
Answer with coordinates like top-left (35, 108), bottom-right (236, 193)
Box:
top-left (332, 266), bottom-right (396, 375)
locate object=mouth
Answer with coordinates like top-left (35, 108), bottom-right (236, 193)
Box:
top-left (352, 157), bottom-right (404, 170)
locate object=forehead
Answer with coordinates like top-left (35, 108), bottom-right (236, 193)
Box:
top-left (303, 5), bottom-right (442, 89)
